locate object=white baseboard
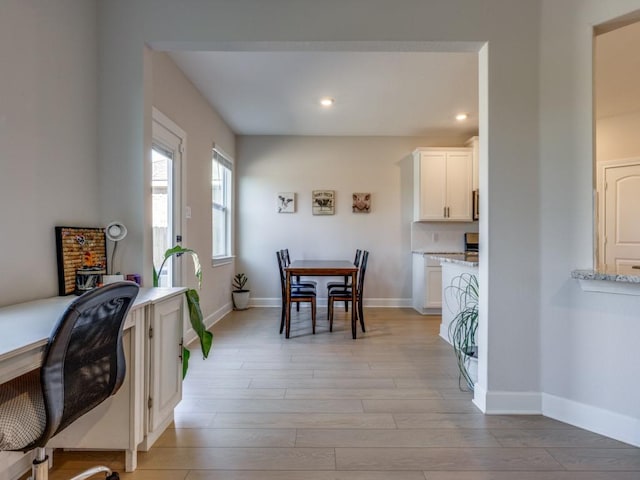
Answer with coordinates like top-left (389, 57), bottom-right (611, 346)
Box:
top-left (473, 385), bottom-right (542, 414)
top-left (184, 302), bottom-right (232, 346)
top-left (439, 326), bottom-right (452, 345)
top-left (250, 298), bottom-right (280, 308)
top-left (249, 298), bottom-right (412, 308)
top-left (542, 393), bottom-right (640, 447)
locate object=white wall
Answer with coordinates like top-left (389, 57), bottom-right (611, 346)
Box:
top-left (4, 0), bottom-right (639, 451)
top-left (237, 135), bottom-right (470, 305)
top-left (152, 51), bottom-right (236, 326)
top-left (540, 0), bottom-right (640, 446)
top-left (97, 0), bottom-right (542, 416)
top-left (0, 0), bottom-right (98, 305)
top-left (597, 111), bottom-right (640, 161)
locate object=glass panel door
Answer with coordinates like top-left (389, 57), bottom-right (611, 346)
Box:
top-left (152, 112), bottom-right (184, 287)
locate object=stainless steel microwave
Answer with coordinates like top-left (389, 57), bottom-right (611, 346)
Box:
top-left (473, 189), bottom-right (479, 220)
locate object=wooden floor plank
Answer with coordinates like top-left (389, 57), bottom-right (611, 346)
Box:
top-left (44, 307), bottom-right (638, 479)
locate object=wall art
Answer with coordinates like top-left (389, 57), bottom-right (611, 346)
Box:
top-left (55, 226), bottom-right (107, 295)
top-left (352, 192), bottom-right (371, 213)
top-left (312, 190), bottom-right (335, 215)
top-left (277, 192), bottom-right (296, 213)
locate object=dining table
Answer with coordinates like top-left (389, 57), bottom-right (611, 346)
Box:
top-left (284, 260), bottom-right (359, 339)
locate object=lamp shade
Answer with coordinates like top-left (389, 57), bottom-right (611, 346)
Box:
top-left (106, 221), bottom-right (127, 242)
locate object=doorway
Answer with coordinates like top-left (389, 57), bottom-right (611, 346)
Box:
top-left (598, 160), bottom-right (640, 273)
top-left (152, 108), bottom-right (186, 287)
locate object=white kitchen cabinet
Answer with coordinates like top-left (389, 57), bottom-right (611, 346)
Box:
top-left (413, 147), bottom-right (473, 221)
top-left (465, 136), bottom-right (479, 192)
top-left (412, 254), bottom-right (442, 314)
top-left (440, 260), bottom-right (479, 344)
top-left (48, 307), bottom-right (145, 471)
top-left (141, 293), bottom-right (184, 451)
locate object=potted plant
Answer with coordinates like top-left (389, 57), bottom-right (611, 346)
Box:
top-left (153, 245), bottom-right (213, 378)
top-left (232, 273), bottom-right (250, 310)
top-left (447, 272), bottom-right (478, 391)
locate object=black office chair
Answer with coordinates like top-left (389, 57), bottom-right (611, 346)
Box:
top-left (0, 281), bottom-right (139, 480)
top-left (328, 250), bottom-right (369, 334)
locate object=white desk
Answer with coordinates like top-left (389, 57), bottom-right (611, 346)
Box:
top-left (0, 288), bottom-right (186, 476)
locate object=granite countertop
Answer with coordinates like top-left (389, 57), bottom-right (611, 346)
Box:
top-left (571, 269), bottom-right (640, 284)
top-left (427, 252), bottom-right (479, 267)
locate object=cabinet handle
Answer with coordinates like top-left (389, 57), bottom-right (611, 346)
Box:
top-left (633, 266), bottom-right (640, 270)
top-left (179, 337), bottom-right (184, 362)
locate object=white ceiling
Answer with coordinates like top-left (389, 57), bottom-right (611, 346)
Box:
top-left (596, 21), bottom-right (640, 119)
top-left (168, 51), bottom-right (479, 137)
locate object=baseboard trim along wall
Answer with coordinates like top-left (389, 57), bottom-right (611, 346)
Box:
top-left (473, 384), bottom-right (542, 414)
top-left (249, 298), bottom-right (412, 308)
top-left (185, 302), bottom-right (232, 346)
top-left (542, 393), bottom-right (640, 447)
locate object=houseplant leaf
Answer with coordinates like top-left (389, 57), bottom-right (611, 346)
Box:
top-left (154, 245), bottom-right (212, 378)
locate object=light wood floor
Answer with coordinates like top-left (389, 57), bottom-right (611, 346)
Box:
top-left (48, 307), bottom-right (639, 479)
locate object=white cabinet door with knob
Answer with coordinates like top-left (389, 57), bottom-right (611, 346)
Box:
top-left (413, 148), bottom-right (473, 221)
top-left (140, 293), bottom-right (184, 451)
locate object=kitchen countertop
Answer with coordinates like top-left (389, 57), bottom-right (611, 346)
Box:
top-left (412, 250), bottom-right (479, 267)
top-left (571, 269), bottom-right (640, 284)
top-left (426, 252), bottom-right (479, 267)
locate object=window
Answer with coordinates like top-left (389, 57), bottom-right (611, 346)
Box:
top-left (212, 146), bottom-right (233, 263)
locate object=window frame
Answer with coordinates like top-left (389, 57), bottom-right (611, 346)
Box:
top-left (212, 146), bottom-right (234, 266)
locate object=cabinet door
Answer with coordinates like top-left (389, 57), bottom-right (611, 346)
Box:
top-left (417, 151), bottom-right (447, 220)
top-left (446, 152), bottom-right (473, 221)
top-left (148, 295), bottom-right (183, 438)
top-left (425, 266), bottom-right (442, 308)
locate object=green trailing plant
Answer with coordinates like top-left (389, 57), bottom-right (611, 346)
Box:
top-left (153, 245), bottom-right (213, 378)
top-left (232, 273), bottom-right (248, 292)
top-left (446, 272), bottom-right (479, 391)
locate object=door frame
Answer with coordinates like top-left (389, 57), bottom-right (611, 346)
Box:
top-left (597, 157), bottom-right (640, 271)
top-left (152, 107), bottom-right (187, 287)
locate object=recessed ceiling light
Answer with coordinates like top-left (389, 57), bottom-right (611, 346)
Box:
top-left (456, 113), bottom-right (468, 121)
top-left (320, 97), bottom-right (335, 107)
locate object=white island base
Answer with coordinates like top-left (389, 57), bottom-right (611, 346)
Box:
top-left (434, 256), bottom-right (479, 344)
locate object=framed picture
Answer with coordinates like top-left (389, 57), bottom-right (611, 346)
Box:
top-left (352, 193), bottom-right (371, 213)
top-left (55, 226), bottom-right (107, 295)
top-left (312, 190), bottom-right (335, 215)
top-left (277, 192), bottom-right (296, 213)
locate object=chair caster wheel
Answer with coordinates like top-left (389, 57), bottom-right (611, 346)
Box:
top-left (106, 473), bottom-right (120, 480)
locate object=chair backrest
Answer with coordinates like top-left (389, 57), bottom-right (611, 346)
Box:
top-left (281, 249), bottom-right (291, 267)
top-left (38, 281), bottom-right (139, 445)
top-left (276, 250), bottom-right (286, 295)
top-left (354, 249), bottom-right (362, 267)
top-left (357, 251), bottom-right (370, 298)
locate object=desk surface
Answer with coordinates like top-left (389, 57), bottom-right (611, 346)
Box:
top-left (286, 260), bottom-right (357, 275)
top-left (0, 287), bottom-right (185, 366)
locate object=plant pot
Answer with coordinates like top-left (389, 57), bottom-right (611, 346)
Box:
top-left (232, 290), bottom-right (250, 310)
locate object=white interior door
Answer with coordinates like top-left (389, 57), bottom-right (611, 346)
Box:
top-left (152, 110), bottom-right (185, 287)
top-left (603, 163), bottom-right (640, 274)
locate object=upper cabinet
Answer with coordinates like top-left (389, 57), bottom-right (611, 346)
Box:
top-left (465, 136), bottom-right (479, 191)
top-left (413, 147), bottom-right (473, 221)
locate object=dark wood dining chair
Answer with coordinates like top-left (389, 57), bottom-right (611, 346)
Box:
top-left (280, 248), bottom-right (316, 312)
top-left (326, 249), bottom-right (362, 311)
top-left (327, 250), bottom-right (369, 334)
top-left (276, 250), bottom-right (317, 336)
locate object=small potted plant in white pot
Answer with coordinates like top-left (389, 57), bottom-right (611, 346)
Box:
top-left (232, 273), bottom-right (250, 310)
